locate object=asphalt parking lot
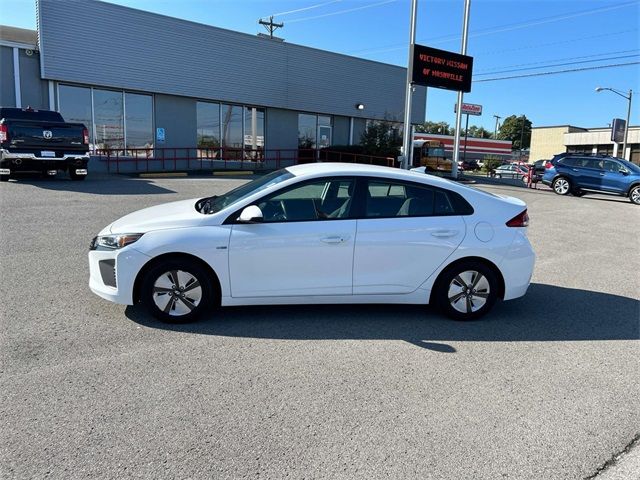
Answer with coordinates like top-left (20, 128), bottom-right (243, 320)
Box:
top-left (1, 173), bottom-right (638, 479)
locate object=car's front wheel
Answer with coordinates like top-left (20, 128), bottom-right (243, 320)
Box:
top-left (629, 185), bottom-right (640, 205)
top-left (140, 258), bottom-right (216, 323)
top-left (434, 261), bottom-right (499, 321)
top-left (552, 176), bottom-right (571, 195)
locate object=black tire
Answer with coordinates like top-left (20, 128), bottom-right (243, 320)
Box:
top-left (629, 185), bottom-right (640, 205)
top-left (434, 260), bottom-right (499, 321)
top-left (0, 175), bottom-right (9, 182)
top-left (551, 176), bottom-right (571, 195)
top-left (69, 169), bottom-right (87, 181)
top-left (140, 258), bottom-right (216, 323)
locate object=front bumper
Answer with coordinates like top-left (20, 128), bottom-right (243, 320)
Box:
top-left (88, 247), bottom-right (151, 305)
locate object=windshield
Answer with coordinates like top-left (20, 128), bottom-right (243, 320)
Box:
top-left (619, 159), bottom-right (640, 173)
top-left (427, 147), bottom-right (445, 157)
top-left (196, 169), bottom-right (295, 214)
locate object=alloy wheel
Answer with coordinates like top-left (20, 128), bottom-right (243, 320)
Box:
top-left (447, 270), bottom-right (490, 314)
top-left (553, 178), bottom-right (570, 195)
top-left (152, 270), bottom-right (202, 316)
top-left (631, 187), bottom-right (640, 205)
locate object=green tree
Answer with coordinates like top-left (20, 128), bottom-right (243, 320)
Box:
top-left (360, 117), bottom-right (402, 157)
top-left (497, 115), bottom-right (532, 151)
top-left (415, 121), bottom-right (451, 135)
top-left (466, 125), bottom-right (491, 139)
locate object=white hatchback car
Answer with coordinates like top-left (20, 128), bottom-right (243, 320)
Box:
top-left (89, 163), bottom-right (535, 323)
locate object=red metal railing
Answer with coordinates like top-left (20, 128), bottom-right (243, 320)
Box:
top-left (92, 147), bottom-right (396, 173)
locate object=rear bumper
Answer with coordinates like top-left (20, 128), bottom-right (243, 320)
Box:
top-left (0, 149), bottom-right (89, 172)
top-left (501, 230), bottom-right (536, 301)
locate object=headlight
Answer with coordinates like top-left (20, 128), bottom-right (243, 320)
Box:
top-left (90, 233), bottom-right (143, 250)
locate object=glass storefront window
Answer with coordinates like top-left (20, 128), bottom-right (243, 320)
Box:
top-left (197, 102), bottom-right (221, 149)
top-left (244, 107), bottom-right (265, 150)
top-left (93, 89), bottom-right (124, 149)
top-left (221, 104), bottom-right (243, 149)
top-left (298, 113), bottom-right (317, 149)
top-left (244, 107), bottom-right (265, 160)
top-left (125, 93), bottom-right (153, 149)
top-left (58, 85), bottom-right (93, 144)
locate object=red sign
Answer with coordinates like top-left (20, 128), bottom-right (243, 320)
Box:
top-left (412, 44), bottom-right (473, 93)
top-left (454, 103), bottom-right (482, 116)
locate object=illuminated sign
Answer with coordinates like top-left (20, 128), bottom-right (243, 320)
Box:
top-left (412, 44), bottom-right (473, 93)
top-left (454, 102), bottom-right (483, 116)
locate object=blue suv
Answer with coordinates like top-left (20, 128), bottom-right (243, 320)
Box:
top-left (542, 154), bottom-right (640, 205)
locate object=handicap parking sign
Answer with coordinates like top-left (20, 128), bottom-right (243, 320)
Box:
top-left (156, 127), bottom-right (165, 143)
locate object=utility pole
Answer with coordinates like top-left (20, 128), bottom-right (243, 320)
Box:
top-left (493, 114), bottom-right (501, 139)
top-left (519, 115), bottom-right (525, 159)
top-left (259, 16), bottom-right (283, 39)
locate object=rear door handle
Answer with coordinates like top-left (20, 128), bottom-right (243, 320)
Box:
top-left (431, 230), bottom-right (458, 238)
top-left (599, 172), bottom-right (606, 176)
top-left (321, 235), bottom-right (346, 244)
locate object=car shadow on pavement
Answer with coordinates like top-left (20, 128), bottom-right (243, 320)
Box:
top-left (125, 283), bottom-right (639, 352)
top-left (3, 173), bottom-right (175, 195)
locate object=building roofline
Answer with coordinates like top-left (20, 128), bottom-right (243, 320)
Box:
top-left (88, 0), bottom-right (407, 72)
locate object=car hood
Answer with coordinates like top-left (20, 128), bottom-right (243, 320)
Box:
top-left (108, 198), bottom-right (205, 234)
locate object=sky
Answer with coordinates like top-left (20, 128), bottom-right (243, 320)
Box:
top-left (0, 0), bottom-right (638, 132)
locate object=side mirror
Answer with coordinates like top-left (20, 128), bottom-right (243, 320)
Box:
top-left (237, 205), bottom-right (263, 223)
top-left (620, 169), bottom-right (629, 175)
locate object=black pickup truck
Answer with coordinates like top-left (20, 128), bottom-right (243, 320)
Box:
top-left (0, 107), bottom-right (90, 182)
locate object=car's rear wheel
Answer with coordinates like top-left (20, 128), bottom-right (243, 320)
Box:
top-left (630, 185), bottom-right (640, 205)
top-left (434, 261), bottom-right (499, 321)
top-left (140, 258), bottom-right (216, 323)
top-left (552, 177), bottom-right (571, 195)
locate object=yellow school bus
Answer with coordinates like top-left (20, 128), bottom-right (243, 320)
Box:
top-left (412, 140), bottom-right (452, 172)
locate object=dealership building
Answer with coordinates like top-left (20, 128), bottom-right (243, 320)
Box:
top-left (530, 125), bottom-right (640, 164)
top-left (0, 0), bottom-right (426, 171)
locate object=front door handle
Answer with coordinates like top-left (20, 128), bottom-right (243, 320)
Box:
top-left (431, 230), bottom-right (458, 238)
top-left (599, 172), bottom-right (606, 176)
top-left (321, 236), bottom-right (346, 244)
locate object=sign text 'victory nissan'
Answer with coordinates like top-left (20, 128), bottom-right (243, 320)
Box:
top-left (412, 44), bottom-right (473, 93)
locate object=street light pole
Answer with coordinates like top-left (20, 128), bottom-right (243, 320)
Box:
top-left (623, 89), bottom-right (632, 158)
top-left (595, 87), bottom-right (633, 159)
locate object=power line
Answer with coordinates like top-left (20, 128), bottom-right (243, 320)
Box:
top-left (473, 62), bottom-right (640, 83)
top-left (476, 49), bottom-right (639, 73)
top-left (286, 0), bottom-right (397, 24)
top-left (475, 53), bottom-right (640, 76)
top-left (474, 28), bottom-right (638, 56)
top-left (268, 0), bottom-right (342, 18)
top-left (348, 1), bottom-right (639, 56)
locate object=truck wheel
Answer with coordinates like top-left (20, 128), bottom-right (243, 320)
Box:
top-left (69, 170), bottom-right (87, 181)
top-left (0, 175), bottom-right (9, 182)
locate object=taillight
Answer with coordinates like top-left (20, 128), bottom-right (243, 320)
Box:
top-left (82, 128), bottom-right (89, 145)
top-left (506, 209), bottom-right (529, 227)
top-left (544, 161), bottom-right (553, 169)
top-left (0, 125), bottom-right (8, 143)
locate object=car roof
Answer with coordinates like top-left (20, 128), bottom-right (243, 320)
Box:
top-left (285, 162), bottom-right (463, 189)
